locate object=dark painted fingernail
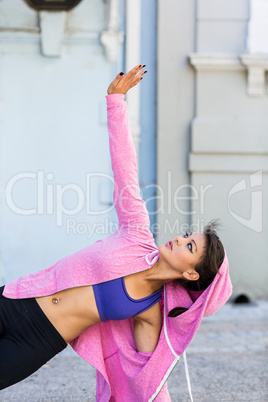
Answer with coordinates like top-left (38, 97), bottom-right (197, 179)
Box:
top-left (139, 65), bottom-right (142, 67)
top-left (120, 72), bottom-right (124, 76)
top-left (143, 64), bottom-right (146, 67)
top-left (141, 77), bottom-right (143, 80)
top-left (144, 70), bottom-right (147, 74)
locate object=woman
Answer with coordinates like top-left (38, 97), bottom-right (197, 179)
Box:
top-left (0, 65), bottom-right (232, 400)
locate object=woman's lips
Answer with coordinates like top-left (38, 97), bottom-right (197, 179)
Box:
top-left (166, 240), bottom-right (173, 250)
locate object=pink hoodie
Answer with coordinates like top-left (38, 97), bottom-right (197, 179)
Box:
top-left (3, 94), bottom-right (232, 401)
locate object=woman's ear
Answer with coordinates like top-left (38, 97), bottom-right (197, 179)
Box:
top-left (182, 270), bottom-right (200, 281)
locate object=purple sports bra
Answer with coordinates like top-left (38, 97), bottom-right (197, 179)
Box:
top-left (92, 277), bottom-right (163, 322)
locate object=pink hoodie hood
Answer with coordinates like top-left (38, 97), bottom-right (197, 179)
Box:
top-left (163, 251), bottom-right (232, 358)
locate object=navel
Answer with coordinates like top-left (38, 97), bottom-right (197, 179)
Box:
top-left (52, 298), bottom-right (61, 304)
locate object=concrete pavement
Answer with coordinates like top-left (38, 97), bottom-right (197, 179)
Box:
top-left (1, 300), bottom-right (268, 401)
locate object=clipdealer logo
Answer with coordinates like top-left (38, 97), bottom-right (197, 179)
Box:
top-left (227, 170), bottom-right (263, 232)
top-left (5, 171), bottom-right (115, 227)
top-left (6, 169), bottom-right (263, 235)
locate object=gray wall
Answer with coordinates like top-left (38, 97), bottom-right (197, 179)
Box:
top-left (157, 0), bottom-right (196, 239)
top-left (157, 0), bottom-right (268, 298)
top-left (0, 0), bottom-right (124, 284)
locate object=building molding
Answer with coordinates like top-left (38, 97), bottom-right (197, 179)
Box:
top-left (100, 0), bottom-right (124, 64)
top-left (189, 53), bottom-right (246, 72)
top-left (39, 1), bottom-right (125, 59)
top-left (189, 52), bottom-right (268, 97)
top-left (39, 11), bottom-right (67, 57)
top-left (0, 1), bottom-right (123, 60)
top-left (189, 153), bottom-right (268, 173)
top-left (240, 54), bottom-right (268, 96)
top-left (0, 30), bottom-right (99, 43)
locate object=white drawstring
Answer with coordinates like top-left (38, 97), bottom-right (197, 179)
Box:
top-left (183, 351), bottom-right (193, 402)
top-left (163, 285), bottom-right (194, 402)
top-left (145, 250), bottom-right (159, 266)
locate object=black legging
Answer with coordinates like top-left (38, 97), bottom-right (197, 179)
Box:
top-left (0, 286), bottom-right (67, 390)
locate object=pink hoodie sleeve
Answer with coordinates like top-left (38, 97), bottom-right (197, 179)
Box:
top-left (106, 94), bottom-right (151, 237)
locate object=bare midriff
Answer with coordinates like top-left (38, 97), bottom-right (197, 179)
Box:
top-left (35, 285), bottom-right (101, 344)
top-left (35, 268), bottom-right (162, 344)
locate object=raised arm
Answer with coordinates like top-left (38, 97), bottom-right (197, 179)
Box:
top-left (106, 66), bottom-right (152, 238)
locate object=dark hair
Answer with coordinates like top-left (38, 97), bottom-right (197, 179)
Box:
top-left (168, 220), bottom-right (225, 318)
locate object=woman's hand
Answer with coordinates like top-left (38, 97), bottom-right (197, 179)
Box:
top-left (107, 64), bottom-right (147, 95)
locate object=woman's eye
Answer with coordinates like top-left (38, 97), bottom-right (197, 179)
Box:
top-left (188, 243), bottom-right (192, 252)
top-left (184, 231), bottom-right (189, 238)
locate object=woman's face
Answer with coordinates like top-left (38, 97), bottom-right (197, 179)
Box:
top-left (158, 232), bottom-right (207, 279)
